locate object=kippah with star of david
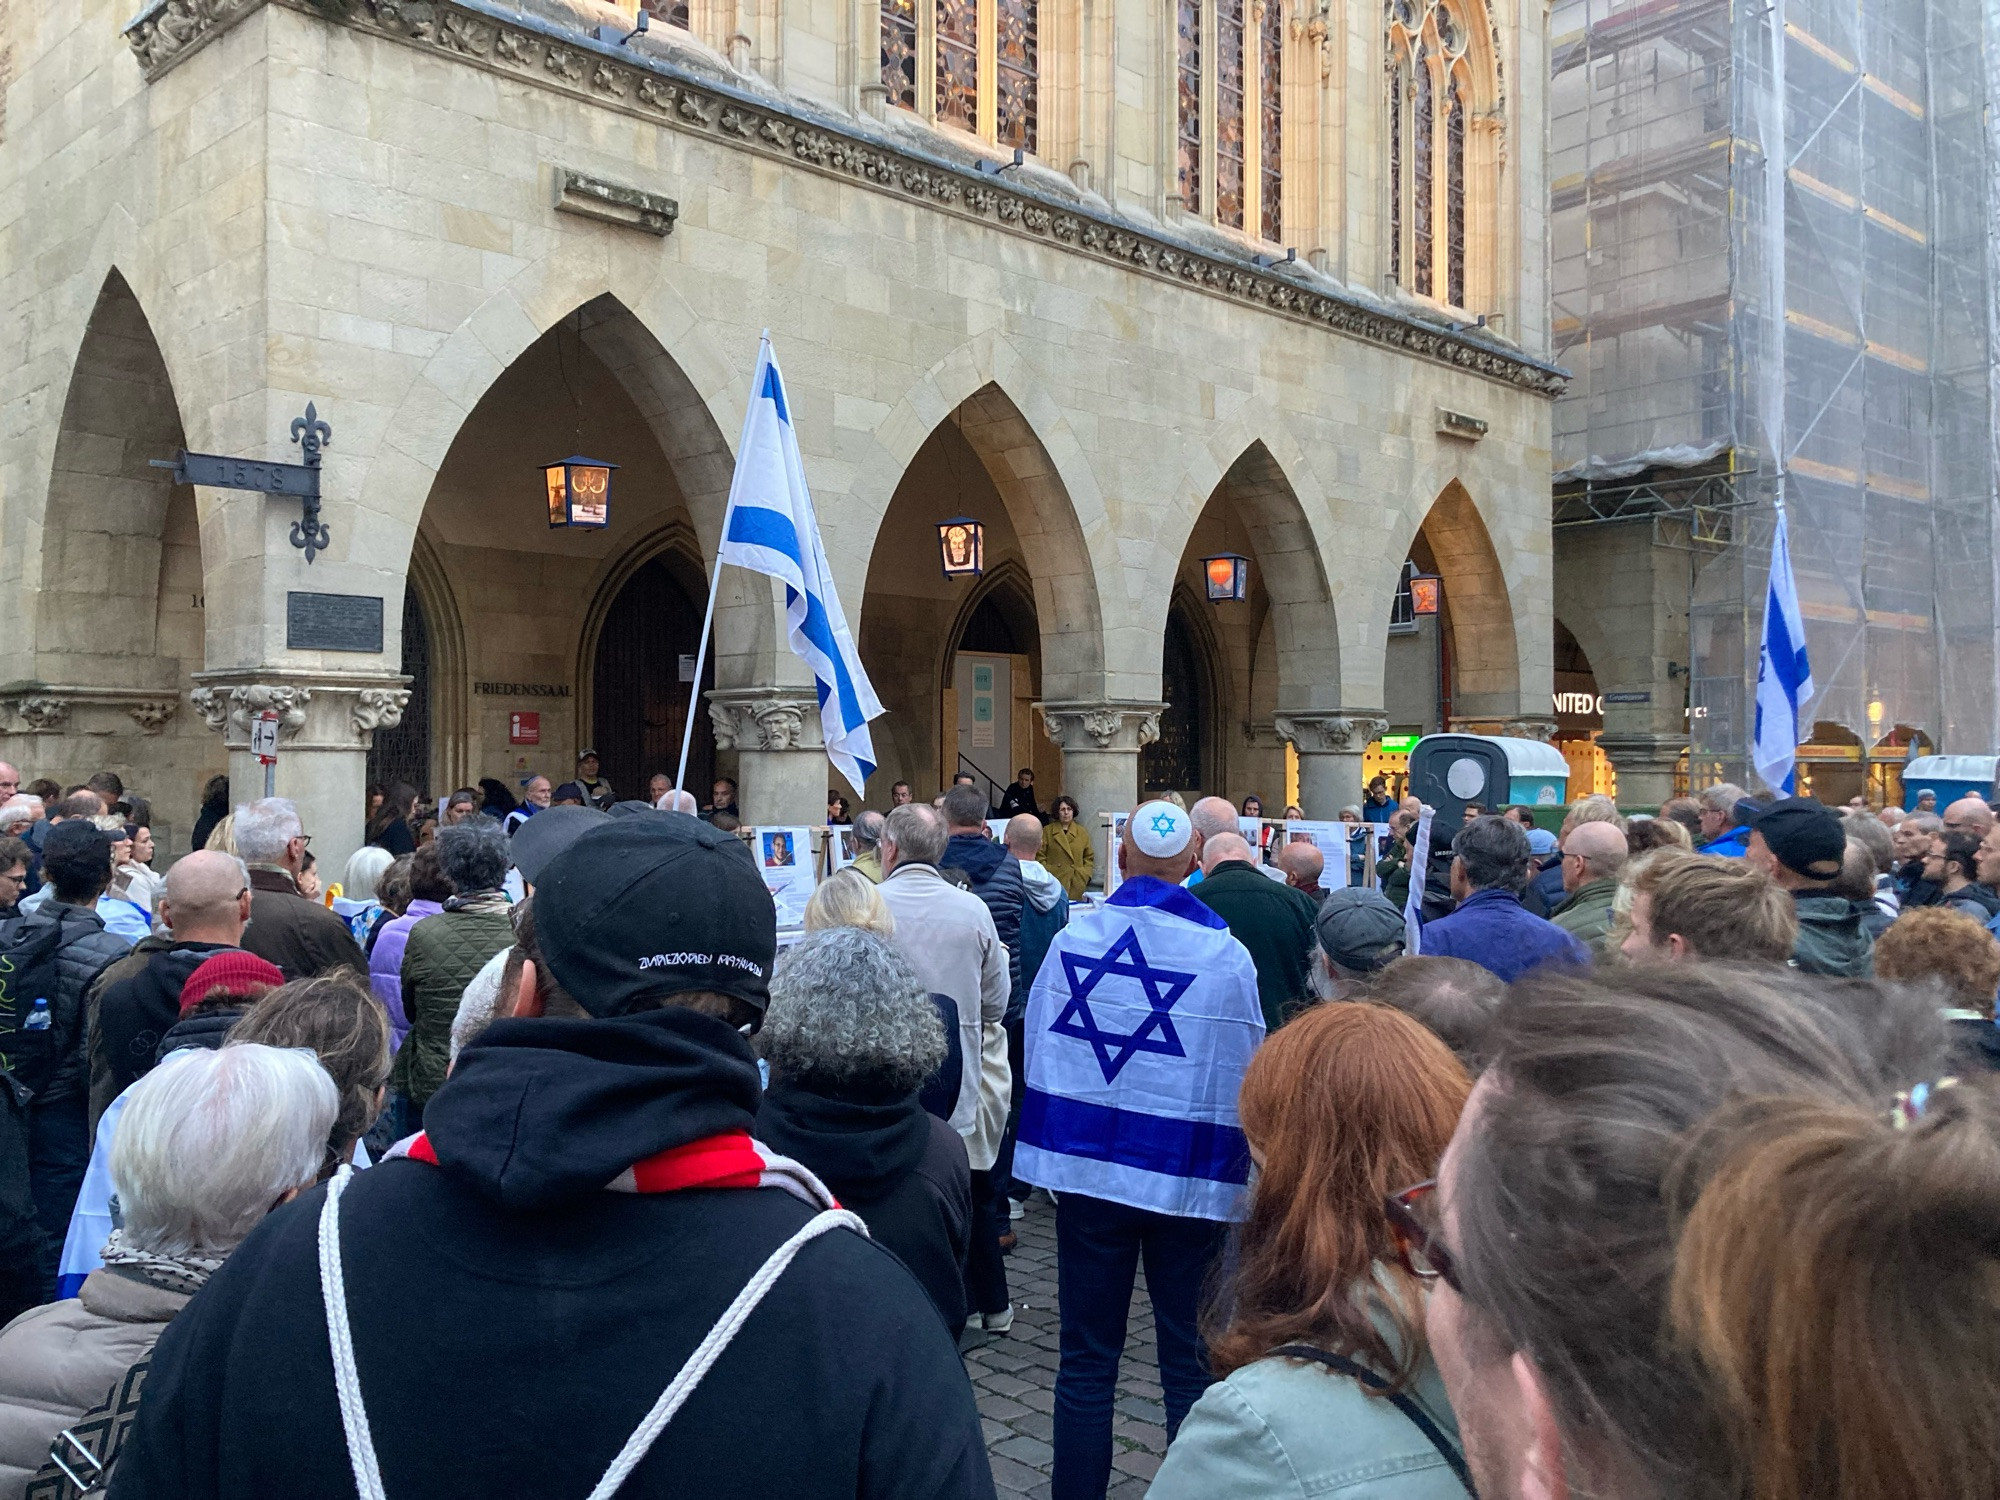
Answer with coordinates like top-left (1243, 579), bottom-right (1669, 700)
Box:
top-left (1129, 800), bottom-right (1193, 857)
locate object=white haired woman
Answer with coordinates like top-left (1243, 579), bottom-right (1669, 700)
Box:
top-left (0, 1044), bottom-right (336, 1492)
top-left (755, 926), bottom-right (974, 1339)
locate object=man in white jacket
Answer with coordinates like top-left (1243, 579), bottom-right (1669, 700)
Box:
top-left (877, 803), bottom-right (1014, 1336)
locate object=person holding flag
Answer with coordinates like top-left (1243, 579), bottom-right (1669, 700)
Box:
top-left (1753, 501), bottom-right (1814, 796)
top-left (675, 335), bottom-right (885, 804)
top-left (1014, 801), bottom-right (1265, 1500)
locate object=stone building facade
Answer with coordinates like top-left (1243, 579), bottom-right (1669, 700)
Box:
top-left (0, 0), bottom-right (1559, 874)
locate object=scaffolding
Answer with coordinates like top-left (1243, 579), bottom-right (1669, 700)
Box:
top-left (1549, 0), bottom-right (1999, 786)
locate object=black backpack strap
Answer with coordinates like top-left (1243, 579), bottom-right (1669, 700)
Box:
top-left (1270, 1344), bottom-right (1477, 1496)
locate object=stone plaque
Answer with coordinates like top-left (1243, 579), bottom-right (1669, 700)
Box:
top-left (287, 592), bottom-right (384, 653)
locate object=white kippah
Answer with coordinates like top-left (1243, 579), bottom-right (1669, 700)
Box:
top-left (1129, 801), bottom-right (1193, 857)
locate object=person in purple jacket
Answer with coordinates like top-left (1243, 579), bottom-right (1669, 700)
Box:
top-left (366, 843), bottom-right (454, 1051)
top-left (1419, 815), bottom-right (1591, 983)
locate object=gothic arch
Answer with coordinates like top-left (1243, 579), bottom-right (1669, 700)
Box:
top-left (1402, 478), bottom-right (1520, 719)
top-left (1385, 0), bottom-right (1503, 312)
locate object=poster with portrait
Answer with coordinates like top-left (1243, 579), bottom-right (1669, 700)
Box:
top-left (1284, 820), bottom-right (1351, 889)
top-left (829, 827), bottom-right (859, 873)
top-left (754, 826), bottom-right (816, 925)
top-left (1103, 812), bottom-right (1130, 897)
top-left (1239, 817), bottom-right (1280, 862)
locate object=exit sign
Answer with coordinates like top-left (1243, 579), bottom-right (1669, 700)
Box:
top-left (510, 711), bottom-right (540, 745)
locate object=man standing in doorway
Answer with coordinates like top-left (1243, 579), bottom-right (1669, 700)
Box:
top-left (997, 768), bottom-right (1041, 821)
top-left (1016, 802), bottom-right (1262, 1500)
top-left (504, 777), bottom-right (552, 835)
top-left (573, 750), bottom-right (616, 811)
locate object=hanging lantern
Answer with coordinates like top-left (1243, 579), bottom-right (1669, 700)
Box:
top-left (543, 456), bottom-right (618, 529)
top-left (937, 516), bottom-right (985, 578)
top-left (1203, 553), bottom-right (1251, 602)
top-left (1408, 571), bottom-right (1442, 616)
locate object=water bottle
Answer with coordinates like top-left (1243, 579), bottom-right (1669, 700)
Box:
top-left (22, 998), bottom-right (51, 1032)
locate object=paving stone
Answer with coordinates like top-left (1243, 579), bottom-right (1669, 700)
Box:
top-left (1112, 1449), bottom-right (1164, 1481)
top-left (988, 1454), bottom-right (1047, 1494)
top-left (1113, 1418), bottom-right (1169, 1452)
top-left (994, 1434), bottom-right (1058, 1467)
top-left (980, 1371), bottom-right (1036, 1399)
top-left (978, 1393), bottom-right (1032, 1422)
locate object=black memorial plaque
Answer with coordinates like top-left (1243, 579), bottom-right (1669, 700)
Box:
top-left (287, 591), bottom-right (384, 653)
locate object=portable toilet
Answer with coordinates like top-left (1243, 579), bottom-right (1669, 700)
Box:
top-left (1407, 734), bottom-right (1571, 824)
top-left (1902, 755), bottom-right (1999, 811)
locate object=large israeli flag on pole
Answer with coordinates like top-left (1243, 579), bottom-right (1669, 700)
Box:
top-left (1752, 504), bottom-right (1814, 795)
top-left (716, 337), bottom-right (885, 794)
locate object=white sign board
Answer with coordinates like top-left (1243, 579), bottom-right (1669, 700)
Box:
top-left (1283, 820), bottom-right (1352, 888)
top-left (250, 711), bottom-right (280, 763)
top-left (751, 826), bottom-right (817, 926)
top-left (1104, 812), bottom-right (1129, 897)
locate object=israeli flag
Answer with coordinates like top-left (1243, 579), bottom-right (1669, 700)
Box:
top-left (1753, 504), bottom-right (1815, 795)
top-left (1015, 878), bottom-right (1266, 1221)
top-left (718, 337), bottom-right (885, 794)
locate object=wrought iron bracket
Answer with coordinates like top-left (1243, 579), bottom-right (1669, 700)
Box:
top-left (150, 403), bottom-right (334, 563)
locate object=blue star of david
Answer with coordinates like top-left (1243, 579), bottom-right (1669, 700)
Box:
top-left (1148, 810), bottom-right (1179, 838)
top-left (1049, 927), bottom-right (1198, 1083)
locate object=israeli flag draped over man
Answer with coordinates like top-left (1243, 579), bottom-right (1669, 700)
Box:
top-left (716, 335), bottom-right (885, 794)
top-left (1752, 501), bottom-right (1814, 796)
top-left (1016, 801), bottom-right (1266, 1222)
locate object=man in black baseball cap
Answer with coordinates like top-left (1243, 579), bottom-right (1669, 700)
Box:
top-left (1743, 796), bottom-right (1874, 976)
top-left (114, 815), bottom-right (995, 1500)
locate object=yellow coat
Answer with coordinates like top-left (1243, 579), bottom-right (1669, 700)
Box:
top-left (1042, 818), bottom-right (1095, 899)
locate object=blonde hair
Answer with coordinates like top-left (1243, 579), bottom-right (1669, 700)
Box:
top-left (803, 868), bottom-right (895, 938)
top-left (203, 813), bottom-right (238, 856)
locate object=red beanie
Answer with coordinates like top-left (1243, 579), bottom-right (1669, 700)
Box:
top-left (179, 951), bottom-right (285, 1015)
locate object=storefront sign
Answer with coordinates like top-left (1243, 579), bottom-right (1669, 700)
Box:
top-left (510, 712), bottom-right (540, 745)
top-left (1377, 733), bottom-right (1420, 754)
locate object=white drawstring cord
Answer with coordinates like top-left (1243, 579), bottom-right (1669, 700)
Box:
top-left (318, 1166), bottom-right (388, 1500)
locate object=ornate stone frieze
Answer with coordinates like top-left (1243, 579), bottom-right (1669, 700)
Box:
top-left (1039, 703), bottom-right (1164, 753)
top-left (188, 671), bottom-right (412, 750)
top-left (707, 689), bottom-right (824, 752)
top-left (125, 701), bottom-right (181, 734)
top-left (125, 0), bottom-right (1567, 397)
top-left (188, 684), bottom-right (313, 740)
top-left (351, 688), bottom-right (413, 743)
top-left (0, 686), bottom-right (183, 736)
top-left (1274, 711), bottom-right (1390, 754)
top-left (10, 697), bottom-right (70, 733)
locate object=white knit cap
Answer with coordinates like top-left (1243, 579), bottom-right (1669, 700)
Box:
top-left (1129, 801), bottom-right (1193, 857)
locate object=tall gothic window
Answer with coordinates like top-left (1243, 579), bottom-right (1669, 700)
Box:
top-left (1178, 0), bottom-right (1283, 238)
top-left (882, 0), bottom-right (1039, 152)
top-left (1388, 0), bottom-right (1473, 306)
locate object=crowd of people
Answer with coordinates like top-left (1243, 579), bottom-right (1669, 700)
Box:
top-left (0, 748), bottom-right (1996, 1500)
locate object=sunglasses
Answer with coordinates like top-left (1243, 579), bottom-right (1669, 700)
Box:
top-left (1385, 1180), bottom-right (1461, 1292)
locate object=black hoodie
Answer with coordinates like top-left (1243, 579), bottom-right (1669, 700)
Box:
top-left (757, 1082), bottom-right (972, 1337)
top-left (108, 1008), bottom-right (996, 1500)
top-left (88, 939), bottom-right (236, 1121)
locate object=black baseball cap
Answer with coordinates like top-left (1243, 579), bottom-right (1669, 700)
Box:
top-left (533, 815), bottom-right (776, 1017)
top-left (1745, 796), bottom-right (1846, 880)
top-left (509, 804), bottom-right (611, 885)
top-left (551, 781), bottom-right (589, 805)
top-left (1315, 888), bottom-right (1407, 974)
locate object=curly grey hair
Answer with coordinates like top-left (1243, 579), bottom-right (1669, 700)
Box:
top-left (436, 815), bottom-right (509, 893)
top-left (762, 927), bottom-right (946, 1098)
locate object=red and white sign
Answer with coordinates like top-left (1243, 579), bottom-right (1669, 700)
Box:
top-left (509, 711), bottom-right (540, 746)
top-left (251, 711), bottom-right (280, 765)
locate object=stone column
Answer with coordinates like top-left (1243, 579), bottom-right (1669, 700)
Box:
top-left (707, 687), bottom-right (827, 828)
top-left (188, 671), bottom-right (411, 879)
top-left (1040, 702), bottom-right (1163, 884)
top-left (1596, 731), bottom-right (1684, 808)
top-left (1275, 711), bottom-right (1387, 819)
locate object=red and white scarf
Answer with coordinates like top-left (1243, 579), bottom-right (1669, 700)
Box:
top-left (383, 1129), bottom-right (842, 1210)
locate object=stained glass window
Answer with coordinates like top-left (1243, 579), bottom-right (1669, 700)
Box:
top-left (1411, 47), bottom-right (1433, 295)
top-left (882, 0), bottom-right (918, 110)
top-left (1446, 77), bottom-right (1465, 307)
top-left (1216, 0), bottom-right (1247, 228)
top-left (1388, 63), bottom-right (1403, 283)
top-left (1178, 0), bottom-right (1202, 213)
top-left (996, 0), bottom-right (1038, 152)
top-left (1259, 1), bottom-right (1283, 241)
top-left (936, 0), bottom-right (980, 134)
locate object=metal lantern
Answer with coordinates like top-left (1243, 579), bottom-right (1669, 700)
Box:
top-left (1408, 571), bottom-right (1442, 616)
top-left (1203, 553), bottom-right (1251, 602)
top-left (543, 456), bottom-right (618, 528)
top-left (937, 516), bottom-right (985, 578)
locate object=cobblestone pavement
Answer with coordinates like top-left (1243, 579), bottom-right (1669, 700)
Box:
top-left (963, 1193), bottom-right (1167, 1499)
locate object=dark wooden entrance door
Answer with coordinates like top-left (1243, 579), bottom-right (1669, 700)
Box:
top-left (592, 558), bottom-right (714, 804)
top-left (368, 589), bottom-right (432, 795)
top-left (1141, 605), bottom-right (1203, 795)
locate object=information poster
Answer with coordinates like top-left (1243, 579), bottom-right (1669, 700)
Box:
top-left (1284, 820), bottom-right (1351, 889)
top-left (1104, 812), bottom-right (1130, 897)
top-left (829, 827), bottom-right (859, 873)
top-left (753, 826), bottom-right (817, 925)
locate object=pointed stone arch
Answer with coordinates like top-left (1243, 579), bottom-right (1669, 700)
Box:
top-left (1404, 478), bottom-right (1521, 721)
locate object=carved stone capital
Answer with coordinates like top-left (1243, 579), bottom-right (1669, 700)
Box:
top-left (8, 696), bottom-right (70, 733)
top-left (189, 670), bottom-right (412, 751)
top-left (1038, 702), bottom-right (1164, 753)
top-left (1, 686), bottom-right (183, 736)
top-left (124, 0), bottom-right (262, 79)
top-left (706, 689), bottom-right (824, 753)
top-left (125, 700), bottom-right (180, 734)
top-left (1274, 711), bottom-right (1389, 754)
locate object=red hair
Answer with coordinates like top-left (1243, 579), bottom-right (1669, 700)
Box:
top-left (1207, 1002), bottom-right (1470, 1383)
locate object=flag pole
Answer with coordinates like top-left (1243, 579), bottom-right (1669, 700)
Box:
top-left (674, 331), bottom-right (771, 798)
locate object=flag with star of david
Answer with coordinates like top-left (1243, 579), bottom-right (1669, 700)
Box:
top-left (1014, 875), bottom-right (1266, 1221)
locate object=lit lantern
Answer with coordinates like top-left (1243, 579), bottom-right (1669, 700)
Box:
top-left (543, 456), bottom-right (618, 528)
top-left (1408, 572), bottom-right (1442, 616)
top-left (937, 516), bottom-right (985, 578)
top-left (1203, 553), bottom-right (1250, 602)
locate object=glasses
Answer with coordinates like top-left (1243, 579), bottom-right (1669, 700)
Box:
top-left (1385, 1180), bottom-right (1461, 1292)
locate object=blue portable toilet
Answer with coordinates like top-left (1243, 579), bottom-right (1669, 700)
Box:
top-left (1902, 755), bottom-right (1999, 811)
top-left (1407, 734), bottom-right (1571, 823)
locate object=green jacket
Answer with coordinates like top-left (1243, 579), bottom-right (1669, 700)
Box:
top-left (1549, 877), bottom-right (1619, 955)
top-left (1791, 892), bottom-right (1875, 977)
top-left (1193, 861), bottom-right (1320, 1031)
top-left (390, 897), bottom-right (516, 1104)
top-left (1377, 853), bottom-right (1411, 912)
